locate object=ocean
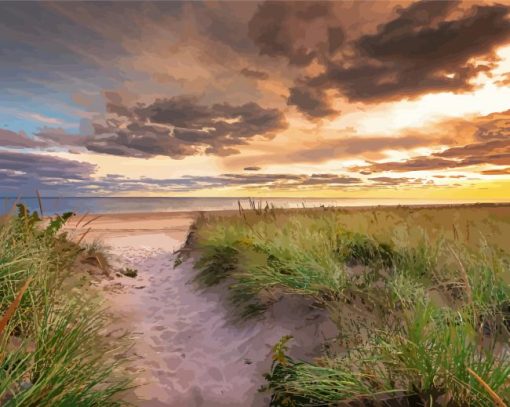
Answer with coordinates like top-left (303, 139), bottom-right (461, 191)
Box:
top-left (0, 196), bottom-right (500, 216)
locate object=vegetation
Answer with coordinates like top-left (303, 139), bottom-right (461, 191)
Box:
top-left (0, 204), bottom-right (128, 406)
top-left (192, 203), bottom-right (510, 406)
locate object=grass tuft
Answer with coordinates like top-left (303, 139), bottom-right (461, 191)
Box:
top-left (0, 203), bottom-right (129, 405)
top-left (192, 205), bottom-right (510, 406)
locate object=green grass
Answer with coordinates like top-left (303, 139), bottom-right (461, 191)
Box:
top-left (0, 204), bottom-right (129, 406)
top-left (192, 204), bottom-right (510, 406)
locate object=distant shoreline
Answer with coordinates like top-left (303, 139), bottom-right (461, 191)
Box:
top-left (4, 197), bottom-right (510, 217)
top-left (64, 201), bottom-right (510, 219)
top-left (6, 195), bottom-right (509, 200)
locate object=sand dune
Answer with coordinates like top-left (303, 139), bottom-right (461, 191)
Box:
top-left (70, 212), bottom-right (335, 406)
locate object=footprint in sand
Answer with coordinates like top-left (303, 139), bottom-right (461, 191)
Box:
top-left (99, 225), bottom-right (333, 406)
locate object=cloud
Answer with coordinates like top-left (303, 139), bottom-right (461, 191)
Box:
top-left (496, 72), bottom-right (510, 86)
top-left (482, 167), bottom-right (510, 175)
top-left (35, 127), bottom-right (89, 147)
top-left (288, 2), bottom-right (510, 117)
top-left (191, 2), bottom-right (257, 53)
top-left (134, 172), bottom-right (431, 192)
top-left (299, 173), bottom-right (360, 186)
top-left (0, 151), bottom-right (95, 180)
top-left (240, 68), bottom-right (269, 80)
top-left (1, 1), bottom-right (509, 199)
top-left (248, 1), bottom-right (343, 66)
top-left (287, 86), bottom-right (338, 119)
top-left (368, 176), bottom-right (427, 187)
top-left (22, 113), bottom-right (64, 126)
top-left (0, 150), bottom-right (97, 195)
top-left (0, 150), bottom-right (459, 196)
top-left (358, 157), bottom-right (457, 173)
top-left (0, 152), bottom-right (366, 195)
top-left (354, 144), bottom-right (510, 173)
top-left (0, 129), bottom-right (46, 149)
top-left (433, 174), bottom-right (466, 179)
top-left (32, 94), bottom-right (287, 159)
top-left (436, 139), bottom-right (510, 159)
top-left (292, 135), bottom-right (431, 162)
top-left (471, 109), bottom-right (510, 141)
top-left (171, 172), bottom-right (363, 191)
top-left (351, 109), bottom-right (510, 174)
top-left (113, 95), bottom-right (287, 157)
top-left (127, 172), bottom-right (364, 192)
top-left (226, 133), bottom-right (435, 168)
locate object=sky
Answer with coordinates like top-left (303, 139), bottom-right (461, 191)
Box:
top-left (1, 1), bottom-right (510, 200)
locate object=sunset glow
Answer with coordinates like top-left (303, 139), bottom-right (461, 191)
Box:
top-left (1, 1), bottom-right (510, 201)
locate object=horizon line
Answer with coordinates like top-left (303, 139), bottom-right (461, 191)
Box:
top-left (1, 196), bottom-right (508, 201)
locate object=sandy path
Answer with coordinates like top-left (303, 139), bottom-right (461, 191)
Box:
top-left (71, 213), bottom-right (336, 406)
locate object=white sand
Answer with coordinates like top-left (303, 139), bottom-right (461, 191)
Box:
top-left (71, 213), bottom-right (336, 406)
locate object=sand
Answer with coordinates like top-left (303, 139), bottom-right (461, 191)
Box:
top-left (67, 212), bottom-right (336, 406)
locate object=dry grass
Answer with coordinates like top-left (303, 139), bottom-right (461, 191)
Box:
top-left (192, 203), bottom-right (510, 406)
top-left (0, 204), bottom-right (129, 406)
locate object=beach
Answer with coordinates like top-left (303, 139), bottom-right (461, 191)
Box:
top-left (67, 211), bottom-right (335, 406)
top-left (61, 203), bottom-right (510, 406)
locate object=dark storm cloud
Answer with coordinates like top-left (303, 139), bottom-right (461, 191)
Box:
top-left (287, 2), bottom-right (510, 117)
top-left (244, 166), bottom-right (261, 171)
top-left (240, 68), bottom-right (269, 80)
top-left (248, 1), bottom-right (343, 66)
top-left (32, 94), bottom-right (287, 159)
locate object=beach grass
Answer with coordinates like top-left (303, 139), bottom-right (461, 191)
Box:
top-left (192, 203), bottom-right (510, 406)
top-left (0, 204), bottom-right (129, 406)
